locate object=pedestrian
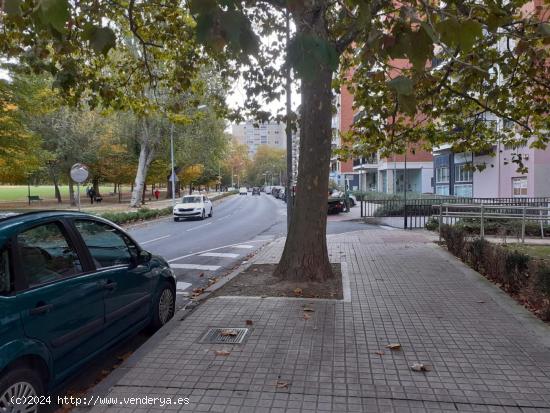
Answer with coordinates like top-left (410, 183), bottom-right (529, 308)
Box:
top-left (88, 186), bottom-right (96, 204)
top-left (154, 188), bottom-right (160, 200)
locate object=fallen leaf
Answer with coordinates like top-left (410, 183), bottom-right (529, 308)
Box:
top-left (193, 287), bottom-right (205, 294)
top-left (385, 343), bottom-right (401, 350)
top-left (303, 313), bottom-right (311, 320)
top-left (410, 362), bottom-right (431, 372)
top-left (374, 351), bottom-right (385, 356)
top-left (214, 350), bottom-right (230, 356)
top-left (252, 268), bottom-right (258, 272)
top-left (261, 295), bottom-right (267, 298)
top-left (199, 272), bottom-right (204, 277)
top-left (293, 288), bottom-right (303, 296)
top-left (220, 329), bottom-right (238, 337)
top-left (245, 319), bottom-right (253, 325)
top-left (275, 380), bottom-right (289, 388)
top-left (303, 307), bottom-right (315, 312)
top-left (476, 300), bottom-right (485, 303)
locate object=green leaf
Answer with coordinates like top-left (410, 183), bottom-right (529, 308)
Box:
top-left (388, 76), bottom-right (414, 96)
top-left (398, 94), bottom-right (417, 115)
top-left (89, 27), bottom-right (116, 55)
top-left (37, 0), bottom-right (69, 33)
top-left (288, 34), bottom-right (339, 79)
top-left (436, 18), bottom-right (482, 51)
top-left (538, 23), bottom-right (550, 38)
top-left (408, 28), bottom-right (434, 70)
top-left (3, 0), bottom-right (22, 16)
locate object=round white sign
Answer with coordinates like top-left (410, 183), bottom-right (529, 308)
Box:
top-left (70, 163), bottom-right (89, 183)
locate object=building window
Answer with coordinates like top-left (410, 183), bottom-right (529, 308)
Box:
top-left (436, 166), bottom-right (449, 183)
top-left (435, 185), bottom-right (450, 196)
top-left (454, 184), bottom-right (473, 197)
top-left (512, 177), bottom-right (528, 197)
top-left (454, 164), bottom-right (473, 183)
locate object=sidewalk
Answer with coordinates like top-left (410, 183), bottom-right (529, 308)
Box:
top-left (86, 229), bottom-right (550, 412)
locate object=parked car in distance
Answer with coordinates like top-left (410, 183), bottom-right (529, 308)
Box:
top-left (227, 187), bottom-right (236, 192)
top-left (252, 187), bottom-right (261, 195)
top-left (0, 211), bottom-right (176, 412)
top-left (328, 199), bottom-right (345, 214)
top-left (173, 195), bottom-right (213, 221)
top-left (271, 187), bottom-right (281, 198)
top-left (239, 187), bottom-right (248, 195)
top-left (265, 186), bottom-right (273, 194)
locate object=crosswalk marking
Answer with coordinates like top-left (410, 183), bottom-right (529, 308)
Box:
top-left (233, 244), bottom-right (254, 249)
top-left (176, 281), bottom-right (192, 290)
top-left (171, 263), bottom-right (221, 271)
top-left (200, 252), bottom-right (239, 258)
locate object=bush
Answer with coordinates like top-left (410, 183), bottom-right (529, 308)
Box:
top-left (440, 224), bottom-right (468, 259)
top-left (425, 217), bottom-right (439, 231)
top-left (503, 249), bottom-right (530, 292)
top-left (531, 263), bottom-right (550, 320)
top-left (467, 238), bottom-right (490, 271)
top-left (455, 218), bottom-right (550, 238)
top-left (99, 206), bottom-right (172, 225)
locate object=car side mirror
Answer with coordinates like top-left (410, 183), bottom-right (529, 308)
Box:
top-left (137, 250), bottom-right (152, 265)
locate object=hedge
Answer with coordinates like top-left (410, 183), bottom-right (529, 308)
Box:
top-left (426, 217), bottom-right (550, 237)
top-left (440, 224), bottom-right (550, 320)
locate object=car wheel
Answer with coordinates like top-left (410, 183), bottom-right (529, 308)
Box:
top-left (150, 283), bottom-right (175, 331)
top-left (200, 210), bottom-right (205, 220)
top-left (0, 366), bottom-right (44, 413)
top-left (173, 217), bottom-right (179, 222)
top-left (209, 208), bottom-right (213, 217)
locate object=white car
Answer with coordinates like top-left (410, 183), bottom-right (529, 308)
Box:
top-left (239, 187), bottom-right (248, 195)
top-left (173, 195), bottom-right (213, 221)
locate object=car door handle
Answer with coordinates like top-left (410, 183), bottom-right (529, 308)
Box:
top-left (102, 281), bottom-right (118, 291)
top-left (30, 303), bottom-right (53, 315)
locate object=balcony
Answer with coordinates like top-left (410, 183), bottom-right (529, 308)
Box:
top-left (353, 156), bottom-right (378, 169)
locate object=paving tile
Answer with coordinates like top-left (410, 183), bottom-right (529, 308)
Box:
top-left (84, 230), bottom-right (550, 413)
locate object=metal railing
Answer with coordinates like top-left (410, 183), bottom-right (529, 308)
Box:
top-left (360, 197), bottom-right (550, 229)
top-left (437, 203), bottom-right (550, 242)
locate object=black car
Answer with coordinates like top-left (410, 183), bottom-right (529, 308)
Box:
top-left (252, 187), bottom-right (261, 195)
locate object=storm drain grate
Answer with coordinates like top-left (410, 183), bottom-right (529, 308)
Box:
top-left (200, 327), bottom-right (249, 344)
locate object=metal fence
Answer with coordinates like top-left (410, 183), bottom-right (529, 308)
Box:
top-left (437, 203), bottom-right (550, 242)
top-left (360, 197), bottom-right (550, 229)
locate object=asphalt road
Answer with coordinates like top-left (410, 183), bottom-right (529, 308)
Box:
top-left (127, 192), bottom-right (369, 310)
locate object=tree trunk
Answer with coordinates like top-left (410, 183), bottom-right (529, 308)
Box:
top-left (68, 179), bottom-right (77, 207)
top-left (113, 183), bottom-right (117, 194)
top-left (274, 8), bottom-right (334, 282)
top-left (130, 141), bottom-right (155, 207)
top-left (48, 165), bottom-right (62, 203)
top-left (53, 177), bottom-right (62, 203)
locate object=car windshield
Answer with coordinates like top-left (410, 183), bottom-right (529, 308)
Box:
top-left (182, 196), bottom-right (202, 203)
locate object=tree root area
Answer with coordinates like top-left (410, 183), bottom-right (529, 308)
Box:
top-left (212, 263), bottom-right (343, 299)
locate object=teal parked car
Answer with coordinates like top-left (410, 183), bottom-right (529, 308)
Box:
top-left (0, 211), bottom-right (176, 412)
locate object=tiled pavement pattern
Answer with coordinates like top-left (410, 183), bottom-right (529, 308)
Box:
top-left (89, 230), bottom-right (550, 412)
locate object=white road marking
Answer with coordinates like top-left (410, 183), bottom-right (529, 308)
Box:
top-left (380, 225), bottom-right (397, 231)
top-left (171, 263), bottom-right (221, 271)
top-left (176, 291), bottom-right (190, 296)
top-left (141, 235), bottom-right (171, 245)
top-left (186, 222), bottom-right (213, 232)
top-left (200, 252), bottom-right (240, 258)
top-left (167, 239), bottom-right (266, 263)
top-left (233, 245), bottom-right (254, 249)
top-left (176, 281), bottom-right (192, 290)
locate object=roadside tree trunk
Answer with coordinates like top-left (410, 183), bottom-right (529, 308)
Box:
top-left (274, 7), bottom-right (334, 282)
top-left (130, 143), bottom-right (155, 207)
top-left (130, 120), bottom-right (156, 208)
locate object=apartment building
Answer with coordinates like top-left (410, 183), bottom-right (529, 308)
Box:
top-left (434, 141), bottom-right (550, 198)
top-left (232, 121), bottom-right (287, 158)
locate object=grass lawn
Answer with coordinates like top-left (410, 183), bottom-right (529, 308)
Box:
top-left (503, 243), bottom-right (550, 261)
top-left (0, 185), bottom-right (126, 202)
